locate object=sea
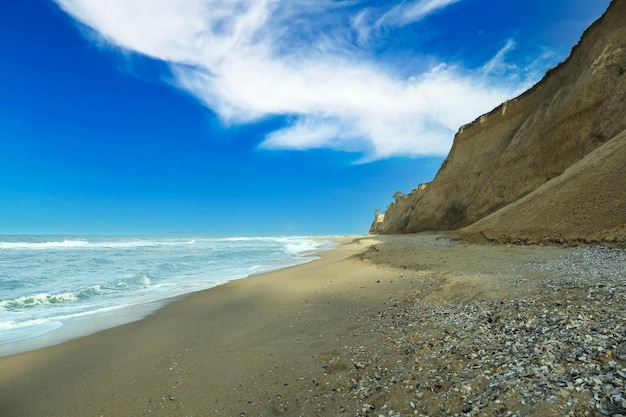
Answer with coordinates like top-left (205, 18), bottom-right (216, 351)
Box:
top-left (0, 235), bottom-right (335, 356)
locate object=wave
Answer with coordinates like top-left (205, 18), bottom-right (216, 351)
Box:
top-left (220, 236), bottom-right (332, 254)
top-left (283, 240), bottom-right (321, 255)
top-left (109, 273), bottom-right (152, 289)
top-left (222, 236), bottom-right (279, 242)
top-left (0, 273), bottom-right (156, 312)
top-left (0, 236), bottom-right (333, 254)
top-left (0, 238), bottom-right (198, 250)
top-left (0, 286), bottom-right (106, 310)
top-left (282, 237), bottom-right (337, 256)
top-left (0, 240), bottom-right (89, 250)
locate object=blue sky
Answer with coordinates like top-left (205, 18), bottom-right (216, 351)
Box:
top-left (0, 0), bottom-right (611, 235)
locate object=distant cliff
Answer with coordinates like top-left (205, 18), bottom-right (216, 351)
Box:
top-left (371, 0), bottom-right (626, 245)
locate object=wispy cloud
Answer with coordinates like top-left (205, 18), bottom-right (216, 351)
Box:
top-left (352, 0), bottom-right (462, 46)
top-left (53, 0), bottom-right (531, 161)
top-left (481, 39), bottom-right (517, 77)
top-left (377, 0), bottom-right (462, 28)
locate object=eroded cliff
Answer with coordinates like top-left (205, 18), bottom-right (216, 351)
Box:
top-left (371, 0), bottom-right (626, 244)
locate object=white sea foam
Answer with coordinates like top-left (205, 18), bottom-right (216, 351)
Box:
top-left (0, 286), bottom-right (109, 310)
top-left (0, 237), bottom-right (201, 250)
top-left (283, 238), bottom-right (325, 255)
top-left (0, 239), bottom-right (89, 249)
top-left (0, 292), bottom-right (80, 309)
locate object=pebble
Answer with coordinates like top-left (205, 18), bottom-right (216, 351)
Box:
top-left (341, 245), bottom-right (626, 416)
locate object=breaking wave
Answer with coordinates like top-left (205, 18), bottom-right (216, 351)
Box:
top-left (0, 238), bottom-right (198, 250)
top-left (0, 286), bottom-right (106, 310)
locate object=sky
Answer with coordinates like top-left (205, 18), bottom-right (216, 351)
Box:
top-left (0, 0), bottom-right (612, 235)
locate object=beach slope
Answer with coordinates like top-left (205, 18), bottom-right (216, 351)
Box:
top-left (1, 235), bottom-right (624, 416)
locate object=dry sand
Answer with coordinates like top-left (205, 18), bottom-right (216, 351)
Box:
top-left (0, 234), bottom-right (624, 417)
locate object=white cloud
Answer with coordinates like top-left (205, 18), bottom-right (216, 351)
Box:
top-left (376, 0), bottom-right (462, 28)
top-left (53, 0), bottom-right (528, 161)
top-left (352, 0), bottom-right (462, 45)
top-left (481, 39), bottom-right (517, 77)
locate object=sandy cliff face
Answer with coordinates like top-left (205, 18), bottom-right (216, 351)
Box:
top-left (372, 0), bottom-right (626, 244)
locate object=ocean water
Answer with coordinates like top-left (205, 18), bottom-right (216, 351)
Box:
top-left (0, 235), bottom-right (335, 354)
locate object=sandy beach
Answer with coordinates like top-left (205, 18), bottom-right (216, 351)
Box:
top-left (1, 234), bottom-right (624, 417)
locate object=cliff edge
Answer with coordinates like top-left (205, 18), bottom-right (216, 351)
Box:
top-left (371, 0), bottom-right (626, 245)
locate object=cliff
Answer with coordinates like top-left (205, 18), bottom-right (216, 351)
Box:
top-left (371, 0), bottom-right (626, 244)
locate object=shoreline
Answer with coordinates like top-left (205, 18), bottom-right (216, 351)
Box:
top-left (0, 235), bottom-right (383, 417)
top-left (0, 297), bottom-right (171, 358)
top-left (1, 234), bottom-right (624, 416)
top-left (0, 236), bottom-right (339, 358)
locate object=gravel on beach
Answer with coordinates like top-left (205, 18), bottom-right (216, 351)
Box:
top-left (330, 244), bottom-right (626, 417)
